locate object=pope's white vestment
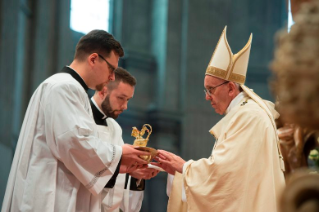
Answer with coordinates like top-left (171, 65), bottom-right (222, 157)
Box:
top-left (2, 70), bottom-right (122, 212)
top-left (167, 94), bottom-right (285, 212)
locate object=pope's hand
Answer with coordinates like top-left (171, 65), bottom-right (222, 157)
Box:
top-left (152, 150), bottom-right (185, 175)
top-left (120, 144), bottom-right (150, 173)
top-left (129, 168), bottom-right (160, 180)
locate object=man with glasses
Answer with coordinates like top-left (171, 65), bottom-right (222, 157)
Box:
top-left (2, 30), bottom-right (150, 212)
top-left (153, 27), bottom-right (285, 212)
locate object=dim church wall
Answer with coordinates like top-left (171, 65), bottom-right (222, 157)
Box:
top-left (0, 0), bottom-right (286, 210)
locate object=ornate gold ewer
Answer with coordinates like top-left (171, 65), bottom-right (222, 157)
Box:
top-left (131, 124), bottom-right (157, 162)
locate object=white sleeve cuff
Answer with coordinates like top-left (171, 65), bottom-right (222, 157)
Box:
top-left (166, 174), bottom-right (174, 197)
top-left (181, 161), bottom-right (192, 202)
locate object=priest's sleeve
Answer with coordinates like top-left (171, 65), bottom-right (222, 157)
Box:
top-left (43, 83), bottom-right (122, 196)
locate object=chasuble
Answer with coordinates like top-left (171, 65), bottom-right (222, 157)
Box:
top-left (168, 98), bottom-right (285, 212)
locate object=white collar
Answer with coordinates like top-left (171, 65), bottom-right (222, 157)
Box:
top-left (90, 97), bottom-right (107, 119)
top-left (225, 92), bottom-right (246, 114)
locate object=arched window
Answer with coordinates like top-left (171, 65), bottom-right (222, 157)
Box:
top-left (70, 0), bottom-right (110, 34)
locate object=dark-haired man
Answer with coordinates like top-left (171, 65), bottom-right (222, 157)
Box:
top-left (2, 30), bottom-right (149, 212)
top-left (91, 67), bottom-right (159, 212)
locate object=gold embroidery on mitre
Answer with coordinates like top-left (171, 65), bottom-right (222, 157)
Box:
top-left (206, 66), bottom-right (227, 79)
top-left (228, 34), bottom-right (252, 84)
top-left (205, 26), bottom-right (252, 85)
top-left (224, 29), bottom-right (233, 75)
top-left (206, 26), bottom-right (232, 78)
top-left (228, 73), bottom-right (246, 84)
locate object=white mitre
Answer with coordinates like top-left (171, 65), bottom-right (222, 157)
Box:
top-left (205, 27), bottom-right (281, 124)
top-left (206, 26), bottom-right (285, 171)
top-left (206, 26), bottom-right (252, 84)
top-left (205, 26), bottom-right (266, 114)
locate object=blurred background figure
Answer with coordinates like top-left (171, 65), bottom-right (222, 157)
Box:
top-left (280, 170), bottom-right (319, 212)
top-left (271, 0), bottom-right (319, 211)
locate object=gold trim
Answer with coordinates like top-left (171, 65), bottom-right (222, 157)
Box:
top-left (233, 33), bottom-right (252, 62)
top-left (224, 27), bottom-right (233, 79)
top-left (206, 26), bottom-right (232, 77)
top-left (206, 27), bottom-right (252, 85)
top-left (206, 66), bottom-right (227, 79)
top-left (207, 27), bottom-right (225, 69)
top-left (229, 33), bottom-right (252, 80)
top-left (228, 73), bottom-right (246, 84)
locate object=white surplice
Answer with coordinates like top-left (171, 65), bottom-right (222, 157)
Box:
top-left (2, 72), bottom-right (122, 212)
top-left (95, 117), bottom-right (143, 212)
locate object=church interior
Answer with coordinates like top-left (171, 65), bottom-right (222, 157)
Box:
top-left (1, 0), bottom-right (318, 211)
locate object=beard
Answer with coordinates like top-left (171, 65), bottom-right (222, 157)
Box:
top-left (95, 83), bottom-right (105, 91)
top-left (101, 95), bottom-right (122, 119)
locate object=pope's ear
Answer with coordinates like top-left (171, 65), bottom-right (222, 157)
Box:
top-left (228, 82), bottom-right (237, 96)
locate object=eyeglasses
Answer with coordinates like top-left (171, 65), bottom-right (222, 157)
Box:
top-left (204, 81), bottom-right (229, 96)
top-left (98, 54), bottom-right (116, 73)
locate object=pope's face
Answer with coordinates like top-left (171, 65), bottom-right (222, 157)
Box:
top-left (101, 82), bottom-right (135, 119)
top-left (95, 50), bottom-right (119, 91)
top-left (204, 75), bottom-right (232, 115)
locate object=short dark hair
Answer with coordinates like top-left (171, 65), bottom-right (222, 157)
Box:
top-left (74, 30), bottom-right (124, 61)
top-left (108, 67), bottom-right (136, 90)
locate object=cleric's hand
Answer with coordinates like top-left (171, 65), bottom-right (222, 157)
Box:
top-left (120, 144), bottom-right (150, 173)
top-left (152, 150), bottom-right (185, 175)
top-left (129, 168), bottom-right (159, 180)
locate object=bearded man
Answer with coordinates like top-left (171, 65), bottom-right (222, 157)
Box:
top-left (91, 67), bottom-right (159, 212)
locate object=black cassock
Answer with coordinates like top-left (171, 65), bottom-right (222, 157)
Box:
top-left (90, 99), bottom-right (145, 191)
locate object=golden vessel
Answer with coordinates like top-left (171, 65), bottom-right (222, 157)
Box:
top-left (131, 124), bottom-right (157, 162)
